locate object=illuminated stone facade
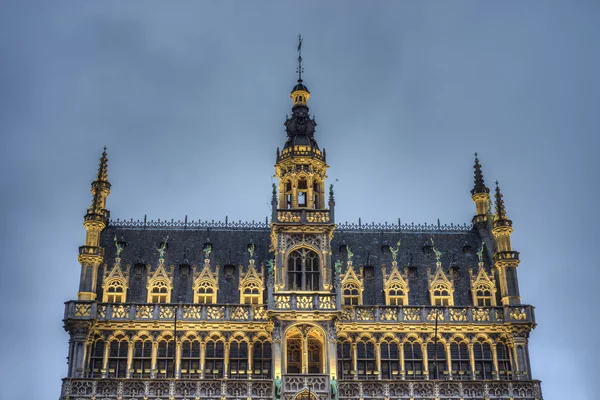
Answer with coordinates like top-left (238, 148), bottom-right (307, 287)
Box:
top-left (60, 51), bottom-right (542, 400)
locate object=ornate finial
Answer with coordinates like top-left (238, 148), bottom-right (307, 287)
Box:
top-left (296, 34), bottom-right (303, 82)
top-left (390, 240), bottom-right (401, 261)
top-left (157, 236), bottom-right (169, 260)
top-left (472, 152), bottom-right (488, 195)
top-left (477, 241), bottom-right (485, 263)
top-left (430, 238), bottom-right (442, 263)
top-left (346, 246), bottom-right (354, 262)
top-left (495, 181), bottom-right (507, 220)
top-left (97, 147), bottom-right (109, 183)
top-left (114, 235), bottom-right (124, 257)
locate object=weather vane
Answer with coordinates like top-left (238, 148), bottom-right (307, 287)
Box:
top-left (297, 34), bottom-right (303, 81)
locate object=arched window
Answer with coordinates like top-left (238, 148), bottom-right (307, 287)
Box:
top-left (205, 339), bottom-right (225, 378)
top-left (473, 339), bottom-right (493, 380)
top-left (156, 339), bottom-right (175, 378)
top-left (356, 340), bottom-right (376, 379)
top-left (180, 340), bottom-right (201, 379)
top-left (403, 340), bottom-right (423, 379)
top-left (298, 179), bottom-right (308, 207)
top-left (104, 281), bottom-right (125, 303)
top-left (241, 281), bottom-right (261, 304)
top-left (107, 336), bottom-right (128, 378)
top-left (313, 181), bottom-right (320, 209)
top-left (497, 341), bottom-right (512, 380)
top-left (380, 340), bottom-right (400, 379)
top-left (252, 340), bottom-right (272, 378)
top-left (427, 341), bottom-right (447, 380)
top-left (131, 336), bottom-right (152, 378)
top-left (149, 281), bottom-right (169, 304)
top-left (286, 333), bottom-right (302, 374)
top-left (195, 281), bottom-right (216, 304)
top-left (307, 337), bottom-right (322, 374)
top-left (450, 341), bottom-right (470, 379)
top-left (229, 341), bottom-right (249, 378)
top-left (285, 180), bottom-right (292, 209)
top-left (388, 283), bottom-right (406, 306)
top-left (287, 249), bottom-right (320, 291)
top-left (474, 284), bottom-right (494, 306)
top-left (88, 339), bottom-right (105, 377)
top-left (336, 339), bottom-right (353, 380)
top-left (432, 284), bottom-right (452, 306)
top-left (342, 282), bottom-right (360, 305)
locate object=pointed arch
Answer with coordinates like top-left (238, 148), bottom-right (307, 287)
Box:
top-left (470, 266), bottom-right (497, 306)
top-left (102, 259), bottom-right (129, 303)
top-left (428, 265), bottom-right (455, 306)
top-left (382, 262), bottom-right (409, 306)
top-left (341, 261), bottom-right (364, 305)
top-left (193, 260), bottom-right (219, 304)
top-left (146, 261), bottom-right (173, 304)
top-left (239, 260), bottom-right (265, 305)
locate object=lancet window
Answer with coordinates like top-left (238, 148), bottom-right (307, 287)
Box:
top-left (383, 263), bottom-right (409, 306)
top-left (470, 267), bottom-right (497, 307)
top-left (88, 338), bottom-right (105, 378)
top-left (239, 260), bottom-right (264, 305)
top-left (287, 248), bottom-right (320, 291)
top-left (193, 262), bottom-right (219, 304)
top-left (427, 340), bottom-right (447, 380)
top-left (356, 339), bottom-right (376, 379)
top-left (380, 339), bottom-right (400, 379)
top-left (180, 339), bottom-right (201, 379)
top-left (403, 340), bottom-right (424, 379)
top-left (204, 339), bottom-right (225, 378)
top-left (146, 264), bottom-right (173, 304)
top-left (473, 339), bottom-right (494, 380)
top-left (497, 340), bottom-right (513, 380)
top-left (107, 335), bottom-right (128, 378)
top-left (156, 338), bottom-right (175, 378)
top-left (450, 340), bottom-right (471, 379)
top-left (252, 340), bottom-right (272, 378)
top-left (229, 340), bottom-right (249, 378)
top-left (341, 262), bottom-right (364, 305)
top-left (336, 338), bottom-right (353, 379)
top-left (286, 334), bottom-right (302, 374)
top-left (131, 336), bottom-right (152, 378)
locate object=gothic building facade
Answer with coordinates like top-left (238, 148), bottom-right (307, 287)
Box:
top-left (60, 46), bottom-right (542, 400)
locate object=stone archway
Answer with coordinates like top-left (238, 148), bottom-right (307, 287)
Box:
top-left (293, 389), bottom-right (318, 400)
top-left (285, 324), bottom-right (326, 374)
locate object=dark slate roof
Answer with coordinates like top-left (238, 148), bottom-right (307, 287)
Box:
top-left (98, 224), bottom-right (496, 307)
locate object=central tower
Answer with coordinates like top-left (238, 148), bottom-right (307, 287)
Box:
top-left (271, 36), bottom-right (335, 294)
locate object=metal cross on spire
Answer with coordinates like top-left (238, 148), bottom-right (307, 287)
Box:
top-left (296, 34), bottom-right (304, 82)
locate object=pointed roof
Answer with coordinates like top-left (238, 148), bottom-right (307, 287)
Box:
top-left (147, 261), bottom-right (172, 288)
top-left (240, 259), bottom-right (263, 284)
top-left (96, 146), bottom-right (109, 184)
top-left (471, 153), bottom-right (489, 195)
top-left (494, 181), bottom-right (512, 225)
top-left (383, 261), bottom-right (409, 289)
top-left (103, 258), bottom-right (128, 284)
top-left (341, 261), bottom-right (363, 285)
top-left (194, 259), bottom-right (219, 285)
top-left (428, 263), bottom-right (454, 289)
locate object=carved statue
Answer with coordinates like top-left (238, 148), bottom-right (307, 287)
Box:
top-left (114, 235), bottom-right (124, 257)
top-left (203, 243), bottom-right (212, 259)
top-left (346, 246), bottom-right (354, 262)
top-left (477, 241), bottom-right (485, 262)
top-left (330, 377), bottom-right (338, 400)
top-left (390, 240), bottom-right (401, 261)
top-left (274, 376), bottom-right (282, 400)
top-left (156, 236), bottom-right (169, 260)
top-left (248, 242), bottom-right (255, 259)
top-left (430, 238), bottom-right (442, 263)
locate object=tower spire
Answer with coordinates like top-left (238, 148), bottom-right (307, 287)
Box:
top-left (470, 153), bottom-right (491, 225)
top-left (494, 181), bottom-right (508, 222)
top-left (297, 34), bottom-right (303, 82)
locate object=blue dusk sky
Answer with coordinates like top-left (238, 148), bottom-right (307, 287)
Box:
top-left (0, 1), bottom-right (598, 399)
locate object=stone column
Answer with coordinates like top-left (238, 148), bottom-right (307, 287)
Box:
top-left (445, 343), bottom-right (452, 380)
top-left (327, 324), bottom-right (337, 378)
top-left (66, 322), bottom-right (91, 378)
top-left (491, 344), bottom-right (499, 380)
top-left (126, 340), bottom-right (134, 378)
top-left (375, 343), bottom-right (382, 380)
top-left (302, 334), bottom-right (308, 374)
top-left (399, 342), bottom-right (405, 380)
top-left (248, 342), bottom-right (254, 378)
top-left (151, 341), bottom-right (158, 378)
top-left (224, 342), bottom-right (230, 378)
top-left (352, 343), bottom-right (358, 379)
top-left (421, 343), bottom-right (428, 379)
top-left (468, 344), bottom-right (476, 380)
top-left (102, 341), bottom-right (110, 378)
top-left (200, 342), bottom-right (207, 378)
top-left (175, 341), bottom-right (182, 378)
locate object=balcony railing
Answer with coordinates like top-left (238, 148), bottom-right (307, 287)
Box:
top-left (60, 378), bottom-right (542, 400)
top-left (272, 293), bottom-right (337, 311)
top-left (65, 301), bottom-right (534, 325)
top-left (64, 302), bottom-right (269, 322)
top-left (276, 209), bottom-right (332, 224)
top-left (61, 378), bottom-right (273, 400)
top-left (340, 305), bottom-right (535, 324)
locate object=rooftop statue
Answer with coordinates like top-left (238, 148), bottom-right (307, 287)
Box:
top-left (334, 260), bottom-right (343, 276)
top-left (266, 259), bottom-right (275, 276)
top-left (477, 241), bottom-right (485, 263)
top-left (346, 245), bottom-right (354, 262)
top-left (248, 242), bottom-right (255, 259)
top-left (430, 238), bottom-right (442, 263)
top-left (113, 235), bottom-right (124, 257)
top-left (156, 236), bottom-right (169, 260)
top-left (390, 240), bottom-right (401, 261)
